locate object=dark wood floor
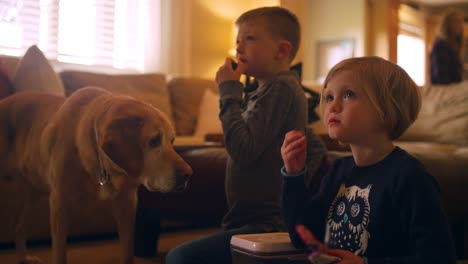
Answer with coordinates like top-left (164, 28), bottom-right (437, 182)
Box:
top-left (2, 227), bottom-right (467, 264)
top-left (0, 226), bottom-right (221, 264)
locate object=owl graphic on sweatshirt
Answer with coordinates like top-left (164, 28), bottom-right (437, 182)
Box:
top-left (325, 184), bottom-right (372, 255)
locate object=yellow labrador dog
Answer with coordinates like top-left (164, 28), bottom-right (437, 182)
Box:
top-left (0, 87), bottom-right (192, 264)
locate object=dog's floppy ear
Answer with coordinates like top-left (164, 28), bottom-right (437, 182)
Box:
top-left (99, 116), bottom-right (145, 191)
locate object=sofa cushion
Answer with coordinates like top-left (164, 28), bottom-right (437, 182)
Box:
top-left (395, 141), bottom-right (468, 218)
top-left (400, 82), bottom-right (468, 146)
top-left (13, 45), bottom-right (65, 96)
top-left (194, 89), bottom-right (222, 137)
top-left (0, 64), bottom-right (13, 99)
top-left (167, 77), bottom-right (217, 136)
top-left (59, 71), bottom-right (173, 124)
top-left (0, 55), bottom-right (20, 80)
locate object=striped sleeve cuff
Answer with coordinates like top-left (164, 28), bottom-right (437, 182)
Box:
top-left (281, 166), bottom-right (306, 177)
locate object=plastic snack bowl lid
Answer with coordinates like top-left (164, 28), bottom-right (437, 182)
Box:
top-left (230, 232), bottom-right (305, 254)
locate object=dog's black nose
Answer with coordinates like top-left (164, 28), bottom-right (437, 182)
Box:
top-left (173, 160), bottom-right (192, 192)
top-left (174, 169), bottom-right (191, 192)
top-left (175, 177), bottom-right (189, 192)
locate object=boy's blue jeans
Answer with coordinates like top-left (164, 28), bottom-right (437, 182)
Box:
top-left (165, 225), bottom-right (265, 264)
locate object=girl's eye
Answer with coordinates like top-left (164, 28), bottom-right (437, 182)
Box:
top-left (344, 90), bottom-right (355, 98)
top-left (148, 134), bottom-right (161, 148)
top-left (324, 94), bottom-right (333, 103)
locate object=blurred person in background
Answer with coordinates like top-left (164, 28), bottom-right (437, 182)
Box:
top-left (430, 8), bottom-right (465, 84)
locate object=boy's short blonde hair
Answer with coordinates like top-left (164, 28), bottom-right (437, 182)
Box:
top-left (323, 56), bottom-right (421, 140)
top-left (235, 6), bottom-right (300, 61)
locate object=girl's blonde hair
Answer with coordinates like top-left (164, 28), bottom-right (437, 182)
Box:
top-left (322, 56), bottom-right (421, 140)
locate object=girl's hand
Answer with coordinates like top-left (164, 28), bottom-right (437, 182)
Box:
top-left (295, 225), bottom-right (328, 252)
top-left (281, 130), bottom-right (307, 175)
top-left (326, 249), bottom-right (365, 264)
top-left (215, 58), bottom-right (245, 85)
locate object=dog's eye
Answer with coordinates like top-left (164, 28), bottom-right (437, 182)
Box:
top-left (148, 134), bottom-right (161, 148)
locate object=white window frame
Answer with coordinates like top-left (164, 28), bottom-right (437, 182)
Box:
top-left (397, 25), bottom-right (426, 86)
top-left (397, 4), bottom-right (426, 86)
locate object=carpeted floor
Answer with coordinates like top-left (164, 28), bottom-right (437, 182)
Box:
top-left (0, 226), bottom-right (221, 264)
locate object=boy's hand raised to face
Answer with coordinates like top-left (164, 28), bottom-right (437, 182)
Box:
top-left (215, 58), bottom-right (245, 85)
top-left (281, 130), bottom-right (307, 175)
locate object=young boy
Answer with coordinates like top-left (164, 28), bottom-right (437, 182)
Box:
top-left (281, 56), bottom-right (456, 264)
top-left (166, 6), bottom-right (325, 264)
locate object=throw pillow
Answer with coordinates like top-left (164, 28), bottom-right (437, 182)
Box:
top-left (167, 77), bottom-right (218, 136)
top-left (399, 82), bottom-right (468, 146)
top-left (13, 45), bottom-right (64, 96)
top-left (194, 89), bottom-right (223, 137)
top-left (0, 64), bottom-right (13, 99)
top-left (0, 55), bottom-right (20, 80)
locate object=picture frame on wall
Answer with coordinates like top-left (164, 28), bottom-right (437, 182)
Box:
top-left (316, 38), bottom-right (355, 83)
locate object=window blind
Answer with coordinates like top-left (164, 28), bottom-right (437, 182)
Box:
top-left (0, 0), bottom-right (153, 70)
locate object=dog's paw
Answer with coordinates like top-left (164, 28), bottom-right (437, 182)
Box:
top-left (19, 256), bottom-right (45, 264)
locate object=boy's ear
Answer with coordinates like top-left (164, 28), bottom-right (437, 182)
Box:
top-left (275, 40), bottom-right (292, 60)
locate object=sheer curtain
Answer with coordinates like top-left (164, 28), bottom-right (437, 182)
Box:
top-left (158, 0), bottom-right (191, 76)
top-left (0, 0), bottom-right (190, 74)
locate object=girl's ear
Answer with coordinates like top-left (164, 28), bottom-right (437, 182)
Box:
top-left (275, 40), bottom-right (292, 60)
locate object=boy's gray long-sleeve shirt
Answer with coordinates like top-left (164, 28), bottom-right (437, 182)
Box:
top-left (218, 71), bottom-right (308, 230)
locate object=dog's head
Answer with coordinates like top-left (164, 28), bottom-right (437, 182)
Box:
top-left (95, 97), bottom-right (192, 193)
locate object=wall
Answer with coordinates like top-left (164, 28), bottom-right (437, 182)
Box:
top-left (298, 0), bottom-right (367, 83)
top-left (369, 0), bottom-right (398, 63)
top-left (167, 1), bottom-right (468, 85)
top-left (170, 0), bottom-right (396, 82)
top-left (280, 0), bottom-right (305, 66)
top-left (289, 0), bottom-right (397, 84)
top-left (187, 0), bottom-right (279, 79)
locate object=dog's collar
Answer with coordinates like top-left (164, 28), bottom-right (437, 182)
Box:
top-left (94, 121), bottom-right (112, 187)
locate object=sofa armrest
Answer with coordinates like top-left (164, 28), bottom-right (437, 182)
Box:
top-left (204, 133), bottom-right (224, 145)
